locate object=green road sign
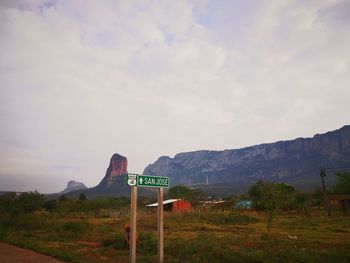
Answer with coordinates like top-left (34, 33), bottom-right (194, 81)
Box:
top-left (137, 175), bottom-right (169, 188)
top-left (126, 173), bottom-right (169, 188)
top-left (126, 173), bottom-right (138, 186)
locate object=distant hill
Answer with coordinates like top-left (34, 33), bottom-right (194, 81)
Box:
top-left (66, 153), bottom-right (155, 198)
top-left (60, 180), bottom-right (87, 195)
top-left (66, 153), bottom-right (130, 197)
top-left (144, 125), bottom-right (350, 194)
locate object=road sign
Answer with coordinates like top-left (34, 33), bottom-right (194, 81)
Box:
top-left (126, 173), bottom-right (169, 188)
top-left (126, 173), bottom-right (137, 186)
top-left (137, 175), bottom-right (169, 188)
top-left (126, 173), bottom-right (168, 263)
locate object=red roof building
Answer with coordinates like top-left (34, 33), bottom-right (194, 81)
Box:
top-left (146, 199), bottom-right (191, 213)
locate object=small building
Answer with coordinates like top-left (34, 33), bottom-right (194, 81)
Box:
top-left (146, 199), bottom-right (191, 213)
top-left (198, 200), bottom-right (229, 212)
top-left (325, 193), bottom-right (350, 215)
top-left (234, 200), bottom-right (253, 210)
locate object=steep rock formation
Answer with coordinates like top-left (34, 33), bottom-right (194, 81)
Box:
top-left (66, 153), bottom-right (153, 197)
top-left (97, 153), bottom-right (128, 187)
top-left (64, 153), bottom-right (131, 197)
top-left (144, 125), bottom-right (350, 190)
top-left (60, 180), bottom-right (87, 194)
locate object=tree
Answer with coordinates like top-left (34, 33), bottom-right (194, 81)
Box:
top-left (248, 181), bottom-right (297, 231)
top-left (79, 193), bottom-right (87, 201)
top-left (312, 188), bottom-right (324, 210)
top-left (248, 181), bottom-right (297, 211)
top-left (0, 192), bottom-right (16, 214)
top-left (43, 199), bottom-right (58, 215)
top-left (59, 194), bottom-right (67, 202)
top-left (167, 185), bottom-right (204, 204)
top-left (332, 172), bottom-right (350, 194)
top-left (14, 191), bottom-right (45, 214)
top-left (295, 192), bottom-right (312, 216)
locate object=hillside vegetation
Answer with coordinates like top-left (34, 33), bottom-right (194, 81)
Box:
top-left (0, 175), bottom-right (350, 262)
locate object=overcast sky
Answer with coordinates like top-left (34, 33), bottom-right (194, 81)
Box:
top-left (1, 0), bottom-right (350, 193)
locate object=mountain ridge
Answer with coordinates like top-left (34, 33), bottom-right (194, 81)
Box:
top-left (65, 153), bottom-right (155, 197)
top-left (61, 125), bottom-right (350, 197)
top-left (143, 125), bottom-right (350, 192)
top-left (151, 125), bottom-right (350, 160)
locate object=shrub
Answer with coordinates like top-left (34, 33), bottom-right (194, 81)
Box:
top-left (249, 181), bottom-right (297, 211)
top-left (203, 212), bottom-right (258, 225)
top-left (62, 221), bottom-right (90, 235)
top-left (101, 233), bottom-right (125, 250)
top-left (101, 238), bottom-right (116, 247)
top-left (165, 233), bottom-right (223, 263)
top-left (168, 211), bottom-right (258, 225)
top-left (11, 191), bottom-right (45, 214)
top-left (138, 232), bottom-right (157, 254)
top-left (0, 224), bottom-right (8, 239)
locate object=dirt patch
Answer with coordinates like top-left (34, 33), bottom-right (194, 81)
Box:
top-left (0, 242), bottom-right (66, 263)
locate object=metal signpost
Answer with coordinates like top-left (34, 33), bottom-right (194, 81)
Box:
top-left (130, 185), bottom-right (137, 263)
top-left (126, 173), bottom-right (169, 263)
top-left (157, 187), bottom-right (164, 263)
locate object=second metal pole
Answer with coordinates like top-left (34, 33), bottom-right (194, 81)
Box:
top-left (157, 188), bottom-right (164, 263)
top-left (130, 186), bottom-right (137, 263)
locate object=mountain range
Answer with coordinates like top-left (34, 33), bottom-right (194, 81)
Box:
top-left (144, 125), bottom-right (350, 194)
top-left (64, 125), bottom-right (350, 197)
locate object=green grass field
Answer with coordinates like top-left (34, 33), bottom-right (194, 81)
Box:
top-left (1, 208), bottom-right (350, 262)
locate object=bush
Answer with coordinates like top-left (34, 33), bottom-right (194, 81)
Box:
top-left (101, 238), bottom-right (116, 247)
top-left (101, 233), bottom-right (125, 250)
top-left (169, 211), bottom-right (258, 225)
top-left (203, 212), bottom-right (258, 225)
top-left (249, 181), bottom-right (297, 211)
top-left (138, 232), bottom-right (157, 254)
top-left (0, 224), bottom-right (8, 240)
top-left (62, 221), bottom-right (90, 235)
top-left (0, 211), bottom-right (49, 230)
top-left (332, 172), bottom-right (350, 194)
top-left (165, 233), bottom-right (224, 263)
top-left (14, 191), bottom-right (45, 214)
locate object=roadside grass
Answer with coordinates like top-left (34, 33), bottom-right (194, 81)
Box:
top-left (168, 211), bottom-right (259, 225)
top-left (0, 208), bottom-right (349, 262)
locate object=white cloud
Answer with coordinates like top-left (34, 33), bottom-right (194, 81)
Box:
top-left (1, 0), bottom-right (350, 192)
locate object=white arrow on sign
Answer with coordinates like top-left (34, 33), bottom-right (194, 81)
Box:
top-left (138, 177), bottom-right (143, 184)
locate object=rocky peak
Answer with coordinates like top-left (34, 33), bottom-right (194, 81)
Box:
top-left (60, 180), bottom-right (87, 194)
top-left (98, 153), bottom-right (128, 187)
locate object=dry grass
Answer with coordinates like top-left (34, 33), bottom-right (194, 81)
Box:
top-left (1, 208), bottom-right (350, 262)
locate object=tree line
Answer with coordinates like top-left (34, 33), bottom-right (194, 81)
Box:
top-left (0, 192), bottom-right (132, 217)
top-left (1, 172), bottom-right (348, 217)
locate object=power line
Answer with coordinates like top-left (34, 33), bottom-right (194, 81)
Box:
top-left (323, 166), bottom-right (350, 171)
top-left (278, 166), bottom-right (350, 182)
top-left (280, 168), bottom-right (319, 181)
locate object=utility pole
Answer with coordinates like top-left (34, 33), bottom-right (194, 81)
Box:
top-left (320, 169), bottom-right (331, 217)
top-left (320, 168), bottom-right (326, 192)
